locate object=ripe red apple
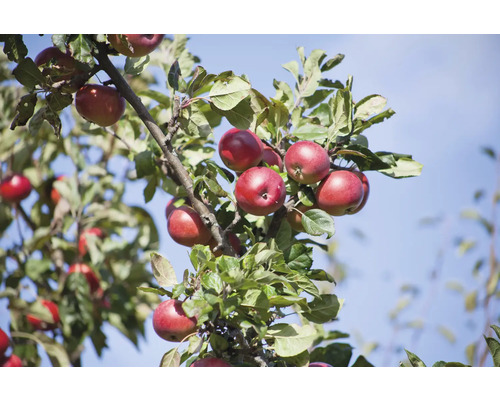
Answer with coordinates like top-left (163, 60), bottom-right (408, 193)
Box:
top-left (49, 175), bottom-right (66, 204)
top-left (190, 357), bottom-right (232, 367)
top-left (208, 232), bottom-right (242, 257)
top-left (68, 263), bottom-right (100, 293)
top-left (218, 128), bottom-right (264, 172)
top-left (0, 328), bottom-right (9, 358)
top-left (152, 299), bottom-right (198, 342)
top-left (165, 197), bottom-right (190, 220)
top-left (108, 34), bottom-right (165, 57)
top-left (234, 166), bottom-right (286, 216)
top-left (75, 84), bottom-right (126, 127)
top-left (287, 203), bottom-right (316, 232)
top-left (346, 171), bottom-right (370, 215)
top-left (26, 300), bottom-right (60, 331)
top-left (261, 145), bottom-right (283, 171)
top-left (35, 46), bottom-right (87, 93)
top-left (0, 174), bottom-right (32, 203)
top-left (78, 227), bottom-right (105, 256)
top-left (284, 141), bottom-right (330, 184)
top-left (167, 205), bottom-right (212, 247)
top-left (315, 170), bottom-right (365, 216)
top-left (0, 354), bottom-right (23, 367)
top-left (309, 361), bottom-right (332, 367)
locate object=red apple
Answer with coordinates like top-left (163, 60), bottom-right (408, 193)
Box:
top-left (284, 141), bottom-right (330, 184)
top-left (152, 299), bottom-right (198, 342)
top-left (0, 328), bottom-right (9, 358)
top-left (261, 145), bottom-right (283, 171)
top-left (309, 361), bottom-right (332, 367)
top-left (35, 46), bottom-right (87, 93)
top-left (0, 174), bottom-right (32, 203)
top-left (218, 128), bottom-right (264, 172)
top-left (165, 197), bottom-right (190, 220)
top-left (234, 166), bottom-right (286, 216)
top-left (208, 232), bottom-right (242, 257)
top-left (346, 171), bottom-right (370, 214)
top-left (75, 84), bottom-right (126, 127)
top-left (0, 354), bottom-right (23, 367)
top-left (108, 34), bottom-right (165, 57)
top-left (50, 175), bottom-right (66, 204)
top-left (167, 205), bottom-right (212, 247)
top-left (287, 203), bottom-right (316, 232)
top-left (26, 300), bottom-right (60, 331)
top-left (190, 357), bottom-right (232, 367)
top-left (68, 263), bottom-right (100, 293)
top-left (78, 227), bottom-right (105, 256)
top-left (315, 170), bottom-right (365, 216)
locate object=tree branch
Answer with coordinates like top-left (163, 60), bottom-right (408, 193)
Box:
top-left (93, 43), bottom-right (235, 256)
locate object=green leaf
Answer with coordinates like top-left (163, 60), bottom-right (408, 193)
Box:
top-left (275, 220), bottom-right (292, 251)
top-left (135, 150), bottom-right (156, 178)
top-left (241, 289), bottom-right (269, 311)
top-left (465, 290), bottom-right (477, 312)
top-left (143, 176), bottom-right (157, 203)
top-left (124, 55), bottom-right (151, 76)
top-left (38, 338), bottom-right (71, 367)
top-left (137, 286), bottom-right (172, 296)
top-left (492, 325), bottom-right (500, 341)
top-left (47, 92), bottom-right (73, 112)
top-left (0, 34), bottom-right (28, 62)
top-left (353, 108), bottom-right (395, 136)
top-left (201, 272), bottom-right (223, 294)
top-left (266, 323), bottom-right (316, 357)
top-left (405, 349), bottom-right (426, 367)
top-left (302, 209), bottom-right (335, 238)
top-left (354, 95), bottom-right (387, 120)
top-left (293, 123), bottom-right (328, 141)
top-left (304, 49), bottom-right (326, 78)
top-left (25, 258), bottom-right (51, 281)
top-left (485, 328), bottom-right (500, 367)
top-left (310, 342), bottom-right (353, 367)
top-left (321, 54), bottom-right (345, 72)
top-left (328, 88), bottom-right (353, 140)
top-left (67, 34), bottom-right (94, 65)
top-left (284, 244), bottom-right (313, 271)
top-left (341, 144), bottom-right (392, 171)
top-left (481, 146), bottom-right (496, 160)
top-left (210, 75), bottom-right (251, 111)
top-left (160, 349), bottom-right (181, 367)
top-left (282, 60), bottom-right (300, 82)
top-left (10, 93), bottom-right (38, 129)
top-left (168, 60), bottom-right (182, 91)
top-left (13, 57), bottom-right (46, 90)
top-left (351, 355), bottom-right (374, 367)
top-left (437, 325), bottom-right (456, 344)
top-left (307, 269), bottom-right (336, 283)
top-left (151, 252), bottom-right (178, 287)
top-left (378, 158), bottom-right (423, 179)
top-left (301, 294), bottom-right (342, 324)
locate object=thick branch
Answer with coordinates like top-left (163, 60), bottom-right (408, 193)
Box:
top-left (93, 43), bottom-right (235, 256)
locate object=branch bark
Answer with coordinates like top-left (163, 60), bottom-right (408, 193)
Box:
top-left (93, 43), bottom-right (235, 257)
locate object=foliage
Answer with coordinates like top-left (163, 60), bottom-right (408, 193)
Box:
top-left (0, 34), bottom-right (422, 366)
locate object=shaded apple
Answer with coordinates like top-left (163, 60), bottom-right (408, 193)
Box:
top-left (234, 166), bottom-right (286, 216)
top-left (167, 205), bottom-right (212, 247)
top-left (165, 197), bottom-right (190, 220)
top-left (284, 141), bottom-right (330, 184)
top-left (50, 175), bottom-right (66, 204)
top-left (68, 263), bottom-right (100, 294)
top-left (108, 34), bottom-right (165, 57)
top-left (190, 357), bottom-right (232, 367)
top-left (218, 128), bottom-right (263, 172)
top-left (26, 300), bottom-right (60, 331)
top-left (153, 299), bottom-right (197, 342)
top-left (261, 145), bottom-right (283, 171)
top-left (346, 171), bottom-right (370, 214)
top-left (0, 328), bottom-right (9, 358)
top-left (208, 232), bottom-right (242, 257)
top-left (287, 203), bottom-right (316, 232)
top-left (0, 174), bottom-right (32, 203)
top-left (75, 84), bottom-right (126, 127)
top-left (0, 354), bottom-right (23, 367)
top-left (315, 170), bottom-right (364, 216)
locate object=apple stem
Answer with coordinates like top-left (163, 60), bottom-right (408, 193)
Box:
top-left (93, 42), bottom-right (235, 257)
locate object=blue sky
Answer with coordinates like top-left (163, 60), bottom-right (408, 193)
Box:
top-left (2, 34), bottom-right (499, 367)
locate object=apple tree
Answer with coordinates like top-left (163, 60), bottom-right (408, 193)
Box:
top-left (0, 34), bottom-right (424, 367)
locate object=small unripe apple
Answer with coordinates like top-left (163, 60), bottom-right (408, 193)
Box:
top-left (218, 128), bottom-right (264, 172)
top-left (49, 175), bottom-right (66, 204)
top-left (315, 170), bottom-right (364, 216)
top-left (78, 227), bottom-right (105, 256)
top-left (346, 171), bottom-right (370, 214)
top-left (167, 206), bottom-right (212, 247)
top-left (153, 299), bottom-right (198, 342)
top-left (108, 34), bottom-right (165, 57)
top-left (284, 141), bottom-right (330, 184)
top-left (35, 46), bottom-right (87, 93)
top-left (287, 203), bottom-right (316, 232)
top-left (235, 166), bottom-right (286, 216)
top-left (0, 174), bottom-right (32, 203)
top-left (68, 263), bottom-right (100, 293)
top-left (75, 84), bottom-right (126, 127)
top-left (309, 361), bottom-right (332, 367)
top-left (261, 145), bottom-right (283, 171)
top-left (208, 232), bottom-right (242, 257)
top-left (165, 197), bottom-right (191, 220)
top-left (190, 357), bottom-right (232, 367)
top-left (0, 354), bottom-right (23, 367)
top-left (26, 300), bottom-right (60, 331)
top-left (0, 328), bottom-right (9, 358)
